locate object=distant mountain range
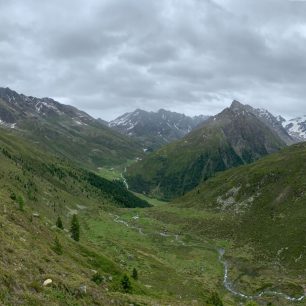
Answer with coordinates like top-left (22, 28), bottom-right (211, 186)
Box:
top-left (126, 100), bottom-right (292, 199)
top-left (108, 104), bottom-right (306, 150)
top-left (0, 87), bottom-right (143, 168)
top-left (1, 86), bottom-right (304, 172)
top-left (109, 109), bottom-right (209, 150)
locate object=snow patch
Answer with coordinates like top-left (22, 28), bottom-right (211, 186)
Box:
top-left (0, 120), bottom-right (16, 129)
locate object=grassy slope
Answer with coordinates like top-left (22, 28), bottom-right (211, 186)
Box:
top-left (0, 129), bottom-right (157, 304)
top-left (15, 115), bottom-right (143, 169)
top-left (168, 142), bottom-right (306, 300)
top-left (126, 107), bottom-right (285, 200)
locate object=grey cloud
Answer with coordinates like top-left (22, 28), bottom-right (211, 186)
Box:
top-left (0, 0), bottom-right (306, 120)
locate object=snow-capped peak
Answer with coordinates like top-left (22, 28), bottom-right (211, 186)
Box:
top-left (276, 115), bottom-right (306, 142)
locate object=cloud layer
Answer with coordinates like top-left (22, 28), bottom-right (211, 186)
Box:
top-left (1, 0), bottom-right (306, 119)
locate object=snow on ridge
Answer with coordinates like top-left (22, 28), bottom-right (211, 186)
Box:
top-left (280, 115), bottom-right (306, 140)
top-left (109, 112), bottom-right (133, 127)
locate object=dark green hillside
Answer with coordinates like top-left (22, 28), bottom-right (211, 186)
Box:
top-left (126, 101), bottom-right (285, 200)
top-left (0, 129), bottom-right (149, 212)
top-left (177, 142), bottom-right (306, 271)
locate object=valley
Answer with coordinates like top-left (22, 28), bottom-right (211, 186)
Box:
top-left (0, 90), bottom-right (306, 306)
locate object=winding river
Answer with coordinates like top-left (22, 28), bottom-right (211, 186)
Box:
top-left (218, 248), bottom-right (305, 302)
top-left (111, 213), bottom-right (305, 302)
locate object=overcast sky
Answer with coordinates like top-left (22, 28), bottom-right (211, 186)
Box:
top-left (0, 0), bottom-right (306, 120)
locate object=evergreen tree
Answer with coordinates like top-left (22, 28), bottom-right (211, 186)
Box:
top-left (56, 216), bottom-right (64, 229)
top-left (132, 267), bottom-right (138, 280)
top-left (53, 236), bottom-right (63, 255)
top-left (120, 274), bottom-right (132, 293)
top-left (70, 214), bottom-right (80, 241)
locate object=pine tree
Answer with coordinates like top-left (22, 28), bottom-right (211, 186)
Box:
top-left (56, 216), bottom-right (64, 229)
top-left (120, 274), bottom-right (132, 293)
top-left (70, 214), bottom-right (80, 241)
top-left (132, 267), bottom-right (138, 280)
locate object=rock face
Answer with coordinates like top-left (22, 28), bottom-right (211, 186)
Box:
top-left (126, 100), bottom-right (287, 200)
top-left (109, 108), bottom-right (209, 150)
top-left (244, 104), bottom-right (295, 145)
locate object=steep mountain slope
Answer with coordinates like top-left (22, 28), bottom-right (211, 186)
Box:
top-left (0, 87), bottom-right (143, 168)
top-left (245, 105), bottom-right (295, 145)
top-left (278, 115), bottom-right (306, 142)
top-left (175, 143), bottom-right (306, 292)
top-left (126, 100), bottom-right (286, 200)
top-left (109, 108), bottom-right (209, 150)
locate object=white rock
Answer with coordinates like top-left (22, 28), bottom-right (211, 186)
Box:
top-left (43, 279), bottom-right (52, 286)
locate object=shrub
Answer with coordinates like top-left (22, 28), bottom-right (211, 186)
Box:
top-left (91, 272), bottom-right (104, 285)
top-left (120, 274), bottom-right (132, 293)
top-left (207, 291), bottom-right (223, 306)
top-left (10, 192), bottom-right (16, 201)
top-left (56, 216), bottom-right (64, 229)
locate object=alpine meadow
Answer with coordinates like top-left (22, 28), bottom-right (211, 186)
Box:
top-left (1, 1), bottom-right (306, 306)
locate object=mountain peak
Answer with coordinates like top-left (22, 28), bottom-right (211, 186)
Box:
top-left (109, 109), bottom-right (209, 149)
top-left (230, 100), bottom-right (245, 110)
